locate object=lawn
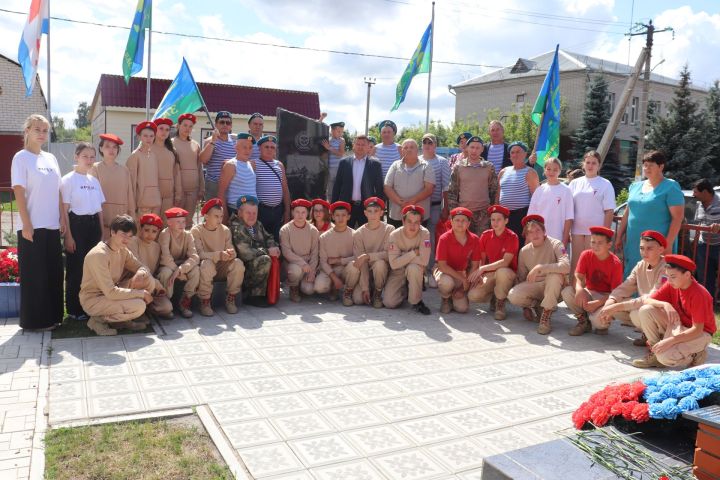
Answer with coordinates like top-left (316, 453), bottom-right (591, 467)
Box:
top-left (44, 417), bottom-right (232, 480)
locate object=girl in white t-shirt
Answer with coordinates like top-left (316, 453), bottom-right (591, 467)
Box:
top-left (528, 157), bottom-right (573, 246)
top-left (10, 114), bottom-right (64, 330)
top-left (61, 142), bottom-right (106, 319)
top-left (568, 150), bottom-right (616, 272)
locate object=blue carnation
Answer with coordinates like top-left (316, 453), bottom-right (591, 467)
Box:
top-left (646, 392), bottom-right (665, 403)
top-left (643, 376), bottom-right (659, 387)
top-left (658, 398), bottom-right (681, 419)
top-left (706, 375), bottom-right (720, 391)
top-left (659, 383), bottom-right (679, 399)
top-left (676, 381), bottom-right (695, 397)
top-left (694, 378), bottom-right (711, 388)
top-left (696, 368), bottom-right (717, 379)
top-left (678, 370), bottom-right (697, 382)
top-left (691, 387), bottom-right (714, 401)
top-left (678, 396), bottom-right (699, 412)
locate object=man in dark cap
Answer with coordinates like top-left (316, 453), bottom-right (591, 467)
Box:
top-left (199, 111), bottom-right (236, 200)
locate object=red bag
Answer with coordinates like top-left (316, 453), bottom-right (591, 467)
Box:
top-left (266, 256), bottom-right (280, 305)
top-left (435, 219), bottom-right (451, 245)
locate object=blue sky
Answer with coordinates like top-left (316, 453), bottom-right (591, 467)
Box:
top-left (1, 0), bottom-right (717, 132)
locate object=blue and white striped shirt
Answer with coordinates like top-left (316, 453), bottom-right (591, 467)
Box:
top-left (499, 166), bottom-right (531, 210)
top-left (250, 142), bottom-right (260, 162)
top-left (255, 159), bottom-right (284, 207)
top-left (205, 137), bottom-right (236, 182)
top-left (328, 137), bottom-right (343, 171)
top-left (375, 142), bottom-right (401, 178)
top-left (421, 154), bottom-right (450, 203)
top-left (486, 143), bottom-right (505, 173)
top-left (226, 158), bottom-right (256, 209)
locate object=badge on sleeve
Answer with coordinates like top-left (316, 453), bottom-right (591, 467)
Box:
top-left (424, 240), bottom-right (431, 248)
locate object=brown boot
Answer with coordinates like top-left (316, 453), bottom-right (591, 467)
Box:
top-left (441, 298), bottom-right (452, 314)
top-left (537, 309), bottom-right (553, 335)
top-left (179, 295), bottom-right (193, 318)
top-left (489, 295), bottom-right (497, 312)
top-left (632, 334), bottom-right (648, 347)
top-left (494, 298), bottom-right (507, 321)
top-left (87, 317), bottom-right (117, 336)
top-left (342, 288), bottom-right (354, 306)
top-left (328, 288), bottom-right (338, 301)
top-left (373, 289), bottom-right (383, 309)
top-left (199, 298), bottom-right (214, 317)
top-left (225, 294), bottom-right (238, 314)
top-left (568, 313), bottom-right (590, 336)
top-left (289, 286), bottom-right (301, 303)
top-left (690, 349), bottom-right (708, 367)
top-left (632, 353), bottom-right (664, 368)
top-left (523, 307), bottom-right (537, 323)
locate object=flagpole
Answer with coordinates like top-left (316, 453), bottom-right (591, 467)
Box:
top-left (145, 14), bottom-right (152, 119)
top-left (424, 1), bottom-right (435, 133)
top-left (46, 0), bottom-right (51, 149)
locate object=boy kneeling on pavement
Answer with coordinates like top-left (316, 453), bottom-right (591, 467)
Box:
top-left (79, 214), bottom-right (155, 336)
top-left (157, 207), bottom-right (200, 318)
top-left (632, 254), bottom-right (716, 369)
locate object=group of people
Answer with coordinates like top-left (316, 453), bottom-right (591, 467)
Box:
top-left (10, 112), bottom-right (716, 371)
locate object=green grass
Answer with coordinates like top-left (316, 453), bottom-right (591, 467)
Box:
top-left (44, 418), bottom-right (232, 480)
top-left (51, 315), bottom-right (154, 339)
top-left (0, 200), bottom-right (15, 213)
top-left (714, 312), bottom-right (720, 345)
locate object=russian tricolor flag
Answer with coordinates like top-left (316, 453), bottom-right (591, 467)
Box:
top-left (18, 0), bottom-right (49, 97)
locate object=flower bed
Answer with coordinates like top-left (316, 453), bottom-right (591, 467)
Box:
top-left (0, 248), bottom-right (19, 283)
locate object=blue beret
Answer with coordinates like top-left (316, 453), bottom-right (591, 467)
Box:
top-left (509, 141), bottom-right (529, 152)
top-left (378, 120), bottom-right (397, 133)
top-left (236, 195), bottom-right (259, 208)
top-left (456, 132), bottom-right (472, 144)
top-left (467, 136), bottom-right (483, 146)
top-left (236, 133), bottom-right (256, 144)
top-left (257, 135), bottom-right (277, 146)
top-left (367, 136), bottom-right (377, 144)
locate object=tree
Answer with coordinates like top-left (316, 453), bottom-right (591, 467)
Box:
top-left (74, 101), bottom-right (90, 129)
top-left (706, 80), bottom-right (720, 176)
top-left (571, 75), bottom-right (610, 159)
top-left (646, 65), bottom-right (715, 187)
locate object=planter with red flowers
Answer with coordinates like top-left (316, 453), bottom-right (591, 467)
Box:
top-left (0, 248), bottom-right (20, 317)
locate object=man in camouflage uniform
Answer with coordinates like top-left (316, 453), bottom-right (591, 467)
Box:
top-left (447, 136), bottom-right (498, 235)
top-left (230, 195), bottom-right (281, 307)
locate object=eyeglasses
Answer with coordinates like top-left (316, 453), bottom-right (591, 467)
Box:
top-left (422, 139), bottom-right (434, 145)
top-left (217, 120), bottom-right (232, 125)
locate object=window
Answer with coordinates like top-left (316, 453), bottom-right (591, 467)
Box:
top-left (630, 97), bottom-right (639, 124)
top-left (607, 92), bottom-right (616, 115)
top-left (516, 93), bottom-right (526, 103)
top-left (622, 110), bottom-right (628, 125)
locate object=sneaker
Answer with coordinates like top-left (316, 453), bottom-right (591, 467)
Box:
top-left (632, 353), bottom-right (664, 368)
top-left (523, 307), bottom-right (537, 323)
top-left (427, 275), bottom-right (438, 289)
top-left (537, 309), bottom-right (553, 335)
top-left (632, 334), bottom-right (648, 347)
top-left (412, 300), bottom-right (431, 315)
top-left (373, 289), bottom-right (383, 309)
top-left (87, 317), bottom-right (117, 336)
top-left (179, 295), bottom-right (194, 318)
top-left (76, 314), bottom-right (89, 322)
top-left (494, 298), bottom-right (507, 321)
top-left (199, 298), bottom-right (214, 317)
top-left (342, 288), bottom-right (354, 307)
top-left (690, 349), bottom-right (708, 367)
top-left (440, 298), bottom-right (452, 314)
top-left (289, 286), bottom-right (301, 303)
top-left (568, 313), bottom-right (590, 336)
top-left (225, 294), bottom-right (238, 314)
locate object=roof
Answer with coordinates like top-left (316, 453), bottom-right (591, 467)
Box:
top-left (95, 74), bottom-right (321, 118)
top-left (452, 49), bottom-right (701, 90)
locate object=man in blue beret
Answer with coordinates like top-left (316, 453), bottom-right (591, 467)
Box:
top-left (450, 132), bottom-right (472, 170)
top-left (248, 113), bottom-right (264, 161)
top-left (482, 120), bottom-right (544, 180)
top-left (375, 120), bottom-right (401, 179)
top-left (255, 135), bottom-right (291, 242)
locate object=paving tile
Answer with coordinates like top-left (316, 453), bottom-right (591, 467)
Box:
top-left (48, 366), bottom-right (83, 384)
top-left (415, 390), bottom-right (476, 415)
top-left (304, 387), bottom-right (359, 409)
top-left (217, 350), bottom-right (264, 365)
top-left (396, 417), bottom-right (461, 445)
top-left (232, 362), bottom-right (279, 380)
top-left (223, 419), bottom-right (282, 448)
top-left (174, 353), bottom-right (222, 369)
top-left (48, 382), bottom-right (85, 401)
top-left (256, 393), bottom-right (314, 417)
top-left (425, 438), bottom-right (486, 473)
top-left (241, 376), bottom-right (295, 397)
top-left (372, 397), bottom-right (431, 422)
top-left (271, 359), bottom-right (319, 375)
top-left (142, 387), bottom-right (196, 410)
top-left (344, 424), bottom-right (414, 456)
top-left (48, 399), bottom-right (87, 423)
top-left (311, 459), bottom-right (386, 480)
top-left (132, 357), bottom-right (180, 374)
top-left (167, 341), bottom-right (214, 357)
top-left (87, 376), bottom-right (138, 397)
top-left (288, 433), bottom-right (360, 468)
top-left (322, 404), bottom-right (386, 430)
top-left (136, 372), bottom-right (188, 391)
top-left (286, 371), bottom-right (340, 391)
top-left (371, 448), bottom-right (449, 480)
top-left (183, 367), bottom-right (234, 385)
top-left (271, 412), bottom-right (336, 440)
top-left (89, 393), bottom-right (144, 418)
top-left (238, 442), bottom-right (305, 478)
top-left (209, 399), bottom-right (263, 424)
top-left (442, 408), bottom-right (504, 435)
top-left (347, 380), bottom-right (402, 402)
top-left (85, 363), bottom-right (132, 379)
top-left (193, 382), bottom-right (247, 403)
top-left (126, 345), bottom-right (171, 361)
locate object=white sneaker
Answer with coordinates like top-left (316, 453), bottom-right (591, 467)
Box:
top-left (427, 275), bottom-right (438, 289)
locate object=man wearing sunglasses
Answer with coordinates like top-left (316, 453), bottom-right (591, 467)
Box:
top-left (200, 111), bottom-right (236, 201)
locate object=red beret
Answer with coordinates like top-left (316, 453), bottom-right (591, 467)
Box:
top-left (99, 133), bottom-right (124, 145)
top-left (153, 118), bottom-right (173, 127)
top-left (450, 207), bottom-right (473, 219)
top-left (178, 113), bottom-right (197, 124)
top-left (487, 204), bottom-right (510, 217)
top-left (201, 198), bottom-right (223, 216)
top-left (311, 199), bottom-right (331, 210)
top-left (165, 207), bottom-right (189, 219)
top-left (139, 213), bottom-right (163, 229)
top-left (665, 254), bottom-right (696, 272)
top-left (330, 201), bottom-right (351, 213)
top-left (589, 226), bottom-right (614, 239)
top-left (291, 199), bottom-right (312, 210)
top-left (135, 121), bottom-right (157, 135)
top-left (364, 196), bottom-right (386, 209)
top-left (402, 204), bottom-right (425, 217)
top-left (641, 230), bottom-right (667, 248)
top-left (521, 214), bottom-right (544, 228)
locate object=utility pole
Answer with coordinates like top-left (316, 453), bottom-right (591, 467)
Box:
top-left (363, 77), bottom-right (376, 135)
top-left (630, 20), bottom-right (673, 179)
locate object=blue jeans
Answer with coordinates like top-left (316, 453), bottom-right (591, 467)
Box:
top-left (696, 242), bottom-right (720, 299)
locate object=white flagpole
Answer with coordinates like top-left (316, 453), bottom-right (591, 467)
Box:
top-left (145, 11), bottom-right (152, 119)
top-left (424, 1), bottom-right (435, 133)
top-left (46, 0), bottom-right (51, 149)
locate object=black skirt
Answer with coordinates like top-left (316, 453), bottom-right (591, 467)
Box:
top-left (17, 228), bottom-right (64, 329)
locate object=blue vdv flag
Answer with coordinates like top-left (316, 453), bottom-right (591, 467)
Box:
top-left (531, 44), bottom-right (561, 166)
top-left (122, 0), bottom-right (152, 84)
top-left (152, 58), bottom-right (205, 122)
top-left (392, 21), bottom-right (432, 112)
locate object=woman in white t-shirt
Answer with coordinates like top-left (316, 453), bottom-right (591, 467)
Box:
top-left (568, 150), bottom-right (616, 272)
top-left (528, 157), bottom-right (573, 245)
top-left (10, 115), bottom-right (65, 331)
top-left (61, 142), bottom-right (106, 320)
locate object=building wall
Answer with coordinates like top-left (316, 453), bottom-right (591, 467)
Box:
top-left (91, 108), bottom-right (278, 165)
top-left (0, 56), bottom-right (47, 135)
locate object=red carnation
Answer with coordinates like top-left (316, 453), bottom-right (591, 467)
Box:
top-left (590, 405), bottom-right (611, 427)
top-left (631, 403), bottom-right (650, 423)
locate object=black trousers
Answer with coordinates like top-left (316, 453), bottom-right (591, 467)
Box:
top-left (349, 202), bottom-right (367, 229)
top-left (258, 203), bottom-right (284, 242)
top-left (18, 228), bottom-right (64, 329)
top-left (65, 213), bottom-right (101, 316)
top-left (508, 206), bottom-right (529, 245)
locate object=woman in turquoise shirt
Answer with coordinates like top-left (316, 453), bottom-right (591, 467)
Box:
top-left (616, 150), bottom-right (685, 278)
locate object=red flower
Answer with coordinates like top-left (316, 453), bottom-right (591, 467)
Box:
top-left (0, 248), bottom-right (19, 283)
top-left (631, 403), bottom-right (650, 423)
top-left (590, 405), bottom-right (611, 427)
top-left (659, 476), bottom-right (669, 480)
